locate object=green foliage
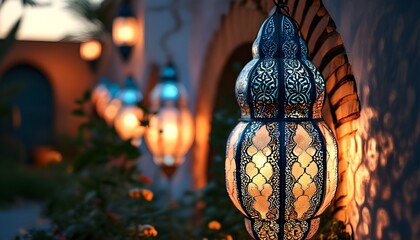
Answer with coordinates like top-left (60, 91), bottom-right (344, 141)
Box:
top-left (37, 91), bottom-right (195, 240)
top-left (314, 208), bottom-right (352, 240)
top-left (0, 163), bottom-right (68, 206)
top-left (44, 92), bottom-right (156, 239)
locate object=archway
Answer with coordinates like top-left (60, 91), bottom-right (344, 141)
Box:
top-left (207, 43), bottom-right (252, 181)
top-left (0, 64), bottom-right (54, 163)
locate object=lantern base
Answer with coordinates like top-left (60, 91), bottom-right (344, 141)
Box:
top-left (161, 165), bottom-right (177, 178)
top-left (152, 155), bottom-right (185, 178)
top-left (244, 217), bottom-right (320, 240)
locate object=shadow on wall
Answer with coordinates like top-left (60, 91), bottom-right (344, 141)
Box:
top-left (324, 0), bottom-right (420, 239)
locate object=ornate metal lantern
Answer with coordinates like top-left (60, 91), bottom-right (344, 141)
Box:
top-left (145, 63), bottom-right (194, 177)
top-left (225, 6), bottom-right (338, 240)
top-left (112, 0), bottom-right (139, 61)
top-left (114, 76), bottom-right (145, 146)
top-left (93, 80), bottom-right (121, 125)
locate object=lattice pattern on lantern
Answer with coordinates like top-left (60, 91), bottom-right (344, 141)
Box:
top-left (284, 122), bottom-right (323, 220)
top-left (225, 7), bottom-right (338, 240)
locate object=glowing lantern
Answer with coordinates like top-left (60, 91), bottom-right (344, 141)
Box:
top-left (80, 39), bottom-right (102, 61)
top-left (93, 81), bottom-right (121, 125)
top-left (91, 78), bottom-right (110, 107)
top-left (114, 77), bottom-right (144, 146)
top-left (225, 7), bottom-right (338, 240)
top-left (145, 63), bottom-right (194, 177)
top-left (112, 0), bottom-right (139, 61)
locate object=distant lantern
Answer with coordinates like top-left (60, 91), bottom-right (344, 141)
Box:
top-left (145, 63), bottom-right (194, 177)
top-left (114, 77), bottom-right (144, 146)
top-left (95, 82), bottom-right (121, 125)
top-left (80, 39), bottom-right (102, 61)
top-left (225, 6), bottom-right (338, 240)
top-left (91, 78), bottom-right (110, 107)
top-left (112, 0), bottom-right (139, 61)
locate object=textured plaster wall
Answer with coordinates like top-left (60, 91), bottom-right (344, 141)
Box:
top-left (323, 0), bottom-right (420, 239)
top-left (0, 41), bottom-right (93, 137)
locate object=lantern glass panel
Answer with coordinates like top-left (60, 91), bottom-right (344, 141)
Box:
top-left (145, 107), bottom-right (193, 167)
top-left (112, 17), bottom-right (138, 46)
top-left (114, 105), bottom-right (145, 141)
top-left (103, 98), bottom-right (122, 125)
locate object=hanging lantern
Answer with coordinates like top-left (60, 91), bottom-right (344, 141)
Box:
top-left (114, 77), bottom-right (145, 146)
top-left (94, 82), bottom-right (121, 125)
top-left (91, 78), bottom-right (110, 107)
top-left (112, 0), bottom-right (139, 61)
top-left (80, 39), bottom-right (102, 61)
top-left (225, 6), bottom-right (338, 240)
top-left (145, 63), bottom-right (194, 177)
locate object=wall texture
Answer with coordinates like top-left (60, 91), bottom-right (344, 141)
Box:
top-left (0, 41), bottom-right (93, 138)
top-left (323, 0), bottom-right (420, 239)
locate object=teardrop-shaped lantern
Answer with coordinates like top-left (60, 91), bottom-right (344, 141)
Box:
top-left (145, 63), bottom-right (194, 177)
top-left (225, 7), bottom-right (338, 240)
top-left (112, 0), bottom-right (139, 61)
top-left (114, 76), bottom-right (145, 146)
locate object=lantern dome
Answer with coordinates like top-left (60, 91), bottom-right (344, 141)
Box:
top-left (226, 9), bottom-right (338, 240)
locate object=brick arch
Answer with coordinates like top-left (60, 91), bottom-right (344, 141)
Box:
top-left (193, 3), bottom-right (267, 189)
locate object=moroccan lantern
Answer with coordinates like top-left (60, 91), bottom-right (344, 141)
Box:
top-left (114, 76), bottom-right (144, 146)
top-left (92, 80), bottom-right (121, 123)
top-left (80, 39), bottom-right (102, 62)
top-left (91, 78), bottom-right (110, 107)
top-left (112, 0), bottom-right (139, 61)
top-left (225, 5), bottom-right (338, 240)
top-left (145, 63), bottom-right (194, 177)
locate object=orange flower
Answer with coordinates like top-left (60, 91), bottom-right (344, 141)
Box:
top-left (129, 188), bottom-right (142, 199)
top-left (224, 235), bottom-right (233, 240)
top-left (141, 189), bottom-right (154, 202)
top-left (138, 175), bottom-right (153, 185)
top-left (208, 220), bottom-right (222, 230)
top-left (138, 224), bottom-right (158, 237)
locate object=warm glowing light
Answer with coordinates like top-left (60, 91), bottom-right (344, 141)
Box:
top-left (146, 107), bottom-right (194, 167)
top-left (113, 77), bottom-right (144, 145)
top-left (91, 79), bottom-right (110, 107)
top-left (114, 106), bottom-right (145, 143)
top-left (80, 39), bottom-right (102, 61)
top-left (104, 98), bottom-right (122, 125)
top-left (112, 17), bottom-right (138, 46)
top-left (33, 146), bottom-right (62, 166)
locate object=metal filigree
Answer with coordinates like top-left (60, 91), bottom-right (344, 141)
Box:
top-left (283, 59), bottom-right (312, 118)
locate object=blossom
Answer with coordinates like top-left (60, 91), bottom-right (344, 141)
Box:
top-left (208, 220), bottom-right (222, 230)
top-left (141, 189), bottom-right (154, 202)
top-left (138, 224), bottom-right (158, 237)
top-left (129, 188), bottom-right (142, 199)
